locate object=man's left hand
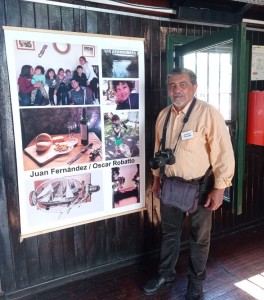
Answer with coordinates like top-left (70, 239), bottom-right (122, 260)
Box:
top-left (204, 188), bottom-right (225, 211)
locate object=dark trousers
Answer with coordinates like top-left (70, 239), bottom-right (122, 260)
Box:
top-left (57, 85), bottom-right (68, 105)
top-left (90, 77), bottom-right (99, 99)
top-left (158, 203), bottom-right (212, 282)
top-left (19, 90), bottom-right (44, 106)
top-left (48, 88), bottom-right (55, 105)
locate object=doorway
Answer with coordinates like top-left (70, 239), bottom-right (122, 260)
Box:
top-left (166, 23), bottom-right (249, 214)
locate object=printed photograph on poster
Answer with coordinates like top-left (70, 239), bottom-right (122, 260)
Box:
top-left (102, 80), bottom-right (139, 109)
top-left (16, 40), bottom-right (35, 50)
top-left (102, 49), bottom-right (139, 78)
top-left (104, 111), bottom-right (139, 160)
top-left (25, 172), bottom-right (104, 224)
top-left (14, 40), bottom-right (99, 106)
top-left (28, 173), bottom-right (100, 213)
top-left (112, 164), bottom-right (140, 208)
top-left (82, 45), bottom-right (95, 57)
top-left (20, 107), bottom-right (102, 170)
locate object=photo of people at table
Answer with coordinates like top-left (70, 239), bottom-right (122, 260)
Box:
top-left (20, 107), bottom-right (102, 170)
top-left (14, 41), bottom-right (100, 107)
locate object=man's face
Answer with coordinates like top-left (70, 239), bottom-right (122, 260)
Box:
top-left (115, 82), bottom-right (131, 103)
top-left (71, 80), bottom-right (79, 90)
top-left (167, 73), bottom-right (197, 111)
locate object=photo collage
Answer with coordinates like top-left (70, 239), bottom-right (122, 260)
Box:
top-left (4, 28), bottom-right (145, 237)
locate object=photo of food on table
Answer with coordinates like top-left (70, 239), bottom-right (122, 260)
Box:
top-left (20, 107), bottom-right (102, 170)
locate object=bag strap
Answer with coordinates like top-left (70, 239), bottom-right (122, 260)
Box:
top-left (199, 165), bottom-right (213, 193)
top-left (204, 165), bottom-right (212, 178)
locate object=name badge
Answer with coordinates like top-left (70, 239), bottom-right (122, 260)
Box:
top-left (181, 130), bottom-right (194, 140)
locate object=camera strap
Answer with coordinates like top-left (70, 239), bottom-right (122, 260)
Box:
top-left (161, 97), bottom-right (197, 151)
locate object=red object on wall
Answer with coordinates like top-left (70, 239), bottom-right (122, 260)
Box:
top-left (247, 91), bottom-right (264, 146)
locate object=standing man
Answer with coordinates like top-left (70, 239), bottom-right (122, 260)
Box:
top-left (143, 67), bottom-right (235, 299)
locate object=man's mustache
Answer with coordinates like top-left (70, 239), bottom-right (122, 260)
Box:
top-left (173, 93), bottom-right (184, 97)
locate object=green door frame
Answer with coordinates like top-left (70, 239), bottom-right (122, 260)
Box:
top-left (166, 23), bottom-right (248, 215)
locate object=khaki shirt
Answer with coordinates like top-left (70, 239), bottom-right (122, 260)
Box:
top-left (152, 99), bottom-right (235, 189)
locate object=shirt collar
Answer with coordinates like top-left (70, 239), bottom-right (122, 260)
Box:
top-left (171, 99), bottom-right (194, 116)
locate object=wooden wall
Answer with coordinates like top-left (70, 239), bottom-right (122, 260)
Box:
top-left (0, 1), bottom-right (264, 299)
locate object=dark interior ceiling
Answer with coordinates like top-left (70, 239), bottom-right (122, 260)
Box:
top-left (46, 0), bottom-right (264, 23)
top-left (170, 0), bottom-right (264, 23)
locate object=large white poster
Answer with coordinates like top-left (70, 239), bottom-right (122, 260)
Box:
top-left (4, 27), bottom-right (145, 239)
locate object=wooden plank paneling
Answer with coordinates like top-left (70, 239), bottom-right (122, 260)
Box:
top-left (0, 20), bottom-right (30, 290)
top-left (48, 4), bottom-right (61, 30)
top-left (105, 218), bottom-right (118, 263)
top-left (50, 231), bottom-right (65, 278)
top-left (0, 33), bottom-right (14, 294)
top-left (73, 8), bottom-right (86, 33)
top-left (25, 238), bottom-right (41, 286)
top-left (61, 7), bottom-right (74, 32)
top-left (20, 1), bottom-right (35, 28)
top-left (97, 12), bottom-right (110, 35)
top-left (0, 1), bottom-right (6, 26)
top-left (35, 3), bottom-right (49, 29)
top-left (86, 10), bottom-right (97, 34)
top-left (61, 228), bottom-right (76, 275)
top-left (1, 2), bottom-right (264, 299)
top-left (109, 14), bottom-right (120, 36)
top-left (38, 234), bottom-right (53, 281)
top-left (120, 15), bottom-right (134, 37)
top-left (84, 222), bottom-right (97, 268)
top-left (74, 226), bottom-right (86, 272)
top-left (94, 220), bottom-right (107, 266)
top-left (5, 0), bottom-right (21, 26)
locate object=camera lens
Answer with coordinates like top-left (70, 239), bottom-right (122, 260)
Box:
top-left (149, 158), bottom-right (159, 169)
top-left (149, 156), bottom-right (167, 169)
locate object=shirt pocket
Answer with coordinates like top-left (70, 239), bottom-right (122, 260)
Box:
top-left (179, 131), bottom-right (205, 152)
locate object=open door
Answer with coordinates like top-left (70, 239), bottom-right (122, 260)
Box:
top-left (166, 23), bottom-right (248, 215)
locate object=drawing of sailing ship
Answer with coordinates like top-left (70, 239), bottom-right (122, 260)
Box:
top-left (29, 177), bottom-right (100, 211)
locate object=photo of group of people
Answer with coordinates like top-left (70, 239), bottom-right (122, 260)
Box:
top-left (4, 27), bottom-right (145, 237)
top-left (18, 56), bottom-right (99, 107)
